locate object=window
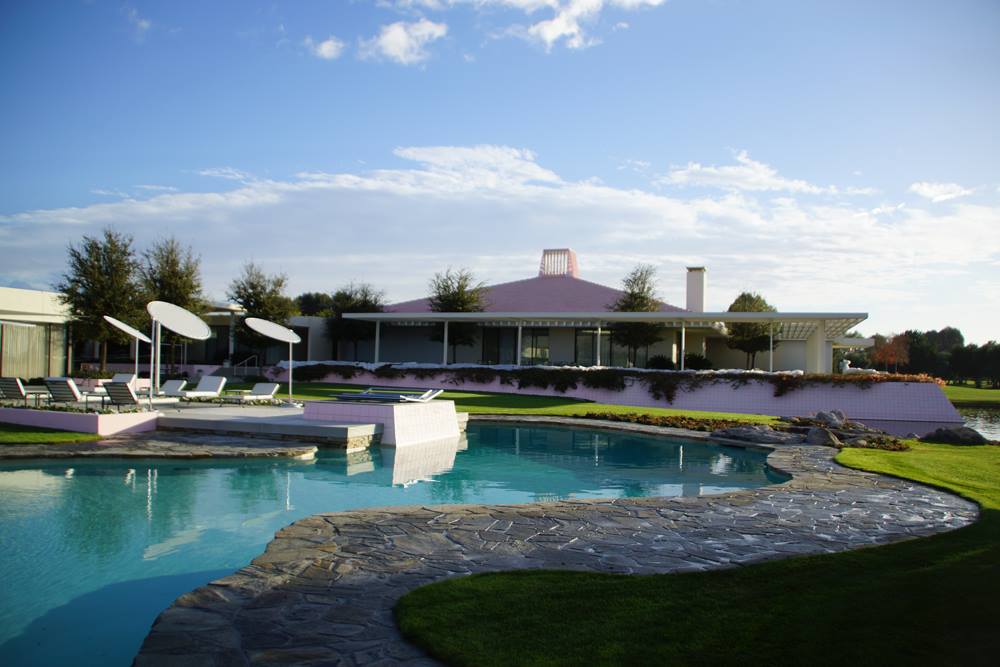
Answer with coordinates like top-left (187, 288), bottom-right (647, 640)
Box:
top-left (521, 328), bottom-right (549, 366)
top-left (574, 328), bottom-right (649, 368)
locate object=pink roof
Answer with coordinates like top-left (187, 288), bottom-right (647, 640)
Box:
top-left (386, 274), bottom-right (686, 313)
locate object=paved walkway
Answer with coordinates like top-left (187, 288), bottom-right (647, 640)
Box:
top-left (0, 431), bottom-right (317, 460)
top-left (134, 418), bottom-right (978, 667)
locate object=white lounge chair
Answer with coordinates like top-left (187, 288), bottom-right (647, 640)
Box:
top-left (160, 379), bottom-right (188, 397)
top-left (350, 387), bottom-right (443, 403)
top-left (222, 382), bottom-right (280, 404)
top-left (178, 375), bottom-right (227, 399)
top-left (111, 373), bottom-right (137, 385)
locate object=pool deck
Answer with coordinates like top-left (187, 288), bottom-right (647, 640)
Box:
top-left (134, 415), bottom-right (979, 667)
top-left (0, 431), bottom-right (319, 460)
top-left (157, 405), bottom-right (382, 450)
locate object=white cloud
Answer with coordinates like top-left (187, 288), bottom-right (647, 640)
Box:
top-left (2, 145), bottom-right (997, 343)
top-left (90, 188), bottom-right (129, 198)
top-left (359, 19), bottom-right (448, 65)
top-left (908, 181), bottom-right (974, 203)
top-left (304, 35), bottom-right (346, 60)
top-left (659, 150), bottom-right (877, 196)
top-left (135, 184), bottom-right (179, 192)
top-left (385, 0), bottom-right (662, 52)
top-left (197, 167), bottom-right (255, 182)
top-left (125, 7), bottom-right (151, 42)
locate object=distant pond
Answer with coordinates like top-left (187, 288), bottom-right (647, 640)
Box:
top-left (959, 408), bottom-right (1000, 441)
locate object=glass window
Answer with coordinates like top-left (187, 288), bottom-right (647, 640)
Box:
top-left (521, 328), bottom-right (549, 366)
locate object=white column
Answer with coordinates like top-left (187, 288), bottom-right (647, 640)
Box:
top-left (148, 322), bottom-right (156, 407)
top-left (154, 322), bottom-right (162, 393)
top-left (805, 320), bottom-right (826, 373)
top-left (373, 321), bottom-right (381, 364)
top-left (442, 321), bottom-right (449, 365)
top-left (288, 341), bottom-right (294, 404)
top-left (595, 326), bottom-right (602, 366)
top-left (769, 322), bottom-right (774, 373)
top-left (516, 324), bottom-right (523, 366)
top-left (680, 324), bottom-right (686, 370)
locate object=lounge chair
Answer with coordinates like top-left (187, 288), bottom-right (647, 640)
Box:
top-left (44, 377), bottom-right (101, 408)
top-left (348, 387), bottom-right (443, 403)
top-left (103, 381), bottom-right (141, 411)
top-left (222, 382), bottom-right (280, 404)
top-left (91, 373), bottom-right (138, 396)
top-left (0, 377), bottom-right (46, 406)
top-left (178, 375), bottom-right (227, 399)
top-left (160, 379), bottom-right (188, 397)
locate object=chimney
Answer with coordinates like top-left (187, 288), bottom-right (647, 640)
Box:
top-left (539, 249), bottom-right (579, 278)
top-left (686, 267), bottom-right (706, 312)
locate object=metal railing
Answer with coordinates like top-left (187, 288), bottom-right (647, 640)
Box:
top-left (233, 355), bottom-right (259, 377)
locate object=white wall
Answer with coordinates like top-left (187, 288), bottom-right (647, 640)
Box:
top-left (706, 337), bottom-right (813, 371)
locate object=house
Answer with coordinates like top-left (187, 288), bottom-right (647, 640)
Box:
top-left (0, 287), bottom-right (71, 379)
top-left (343, 249), bottom-right (870, 372)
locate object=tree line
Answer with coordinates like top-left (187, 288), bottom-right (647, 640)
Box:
top-left (844, 328), bottom-right (1000, 387)
top-left (58, 228), bottom-right (295, 369)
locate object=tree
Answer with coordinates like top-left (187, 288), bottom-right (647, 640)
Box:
top-left (610, 264), bottom-right (665, 367)
top-left (56, 227), bottom-right (142, 371)
top-left (326, 283), bottom-right (385, 360)
top-left (870, 333), bottom-right (909, 372)
top-left (725, 291), bottom-right (779, 370)
top-left (296, 292), bottom-right (335, 316)
top-left (226, 262), bottom-right (296, 361)
top-left (139, 237), bottom-right (205, 368)
top-left (428, 268), bottom-right (486, 362)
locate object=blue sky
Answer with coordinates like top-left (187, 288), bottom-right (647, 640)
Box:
top-left (1, 0), bottom-right (998, 343)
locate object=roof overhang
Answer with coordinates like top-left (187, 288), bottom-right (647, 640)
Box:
top-left (344, 311), bottom-right (868, 341)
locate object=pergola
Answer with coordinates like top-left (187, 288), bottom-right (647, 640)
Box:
top-left (344, 311), bottom-right (868, 372)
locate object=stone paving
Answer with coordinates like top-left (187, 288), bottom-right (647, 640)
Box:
top-left (0, 431), bottom-right (317, 460)
top-left (134, 417), bottom-right (978, 667)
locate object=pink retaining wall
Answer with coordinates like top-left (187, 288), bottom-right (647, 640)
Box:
top-left (274, 369), bottom-right (962, 429)
top-left (0, 408), bottom-right (159, 436)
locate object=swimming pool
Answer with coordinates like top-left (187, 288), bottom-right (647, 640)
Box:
top-left (0, 423), bottom-right (786, 666)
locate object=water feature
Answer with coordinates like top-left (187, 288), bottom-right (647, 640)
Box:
top-left (0, 423), bottom-right (785, 666)
top-left (960, 408), bottom-right (1000, 440)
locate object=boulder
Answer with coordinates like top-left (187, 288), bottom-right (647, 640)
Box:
top-left (920, 426), bottom-right (989, 446)
top-left (805, 427), bottom-right (842, 447)
top-left (814, 411), bottom-right (845, 428)
top-left (711, 425), bottom-right (804, 445)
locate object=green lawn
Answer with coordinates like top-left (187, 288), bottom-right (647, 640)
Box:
top-left (231, 382), bottom-right (777, 423)
top-left (395, 442), bottom-right (1000, 666)
top-left (943, 383), bottom-right (1000, 408)
top-left (0, 422), bottom-right (101, 445)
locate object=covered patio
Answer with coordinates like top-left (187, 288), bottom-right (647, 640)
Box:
top-left (344, 311), bottom-right (869, 373)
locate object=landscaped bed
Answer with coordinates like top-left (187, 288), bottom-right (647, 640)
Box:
top-left (395, 441), bottom-right (1000, 666)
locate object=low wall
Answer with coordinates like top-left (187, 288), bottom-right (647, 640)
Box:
top-left (0, 407), bottom-right (159, 436)
top-left (303, 400), bottom-right (460, 446)
top-left (275, 368), bottom-right (962, 435)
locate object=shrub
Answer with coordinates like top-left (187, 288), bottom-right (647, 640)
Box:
top-left (373, 365), bottom-right (405, 379)
top-left (683, 354), bottom-right (713, 370)
top-left (516, 368), bottom-right (579, 393)
top-left (645, 355), bottom-right (675, 370)
top-left (641, 373), bottom-right (683, 403)
top-left (581, 368), bottom-right (628, 391)
top-left (74, 367), bottom-right (114, 379)
top-left (447, 367), bottom-right (500, 385)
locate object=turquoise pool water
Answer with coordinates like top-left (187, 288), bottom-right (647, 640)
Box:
top-left (0, 423), bottom-right (786, 666)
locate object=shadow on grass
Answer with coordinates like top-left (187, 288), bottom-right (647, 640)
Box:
top-left (397, 514), bottom-right (999, 666)
top-left (0, 569), bottom-right (231, 667)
